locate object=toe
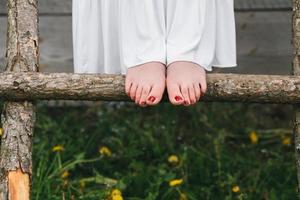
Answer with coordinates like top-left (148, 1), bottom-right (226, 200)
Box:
top-left (146, 84), bottom-right (165, 105)
top-left (139, 86), bottom-right (151, 107)
top-left (167, 83), bottom-right (184, 105)
top-left (135, 85), bottom-right (143, 104)
top-left (125, 77), bottom-right (132, 96)
top-left (199, 78), bottom-right (207, 96)
top-left (193, 83), bottom-right (201, 101)
top-left (180, 85), bottom-right (190, 106)
top-left (188, 85), bottom-right (197, 105)
top-left (130, 83), bottom-right (138, 100)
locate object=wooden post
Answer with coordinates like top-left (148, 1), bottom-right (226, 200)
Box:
top-left (0, 0), bottom-right (39, 199)
top-left (292, 0), bottom-right (300, 193)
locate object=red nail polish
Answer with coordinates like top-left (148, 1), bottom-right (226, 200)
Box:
top-left (175, 96), bottom-right (183, 101)
top-left (148, 96), bottom-right (156, 102)
top-left (141, 102), bottom-right (146, 106)
top-left (184, 101), bottom-right (189, 105)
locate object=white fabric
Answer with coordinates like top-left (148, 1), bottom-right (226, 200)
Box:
top-left (72, 0), bottom-right (237, 74)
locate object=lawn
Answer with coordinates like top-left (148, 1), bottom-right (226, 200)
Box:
top-left (1, 101), bottom-right (296, 199)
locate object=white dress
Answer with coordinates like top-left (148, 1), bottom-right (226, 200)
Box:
top-left (72, 0), bottom-right (237, 75)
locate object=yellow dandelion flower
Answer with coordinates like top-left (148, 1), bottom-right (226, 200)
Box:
top-left (180, 192), bottom-right (188, 200)
top-left (112, 195), bottom-right (123, 200)
top-left (99, 146), bottom-right (112, 157)
top-left (168, 155), bottom-right (179, 165)
top-left (249, 131), bottom-right (258, 144)
top-left (52, 145), bottom-right (64, 152)
top-left (110, 189), bottom-right (123, 200)
top-left (0, 128), bottom-right (3, 137)
top-left (111, 189), bottom-right (122, 196)
top-left (61, 170), bottom-right (70, 179)
top-left (282, 136), bottom-right (292, 146)
top-left (232, 185), bottom-right (240, 193)
top-left (169, 179), bottom-right (183, 187)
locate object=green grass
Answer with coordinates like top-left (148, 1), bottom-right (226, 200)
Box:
top-left (2, 101), bottom-right (298, 199)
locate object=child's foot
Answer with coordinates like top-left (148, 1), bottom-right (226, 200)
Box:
top-left (166, 61), bottom-right (207, 106)
top-left (125, 62), bottom-right (166, 107)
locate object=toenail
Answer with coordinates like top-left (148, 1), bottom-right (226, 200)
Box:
top-left (141, 102), bottom-right (146, 106)
top-left (148, 96), bottom-right (156, 102)
top-left (175, 96), bottom-right (183, 101)
top-left (183, 101), bottom-right (189, 105)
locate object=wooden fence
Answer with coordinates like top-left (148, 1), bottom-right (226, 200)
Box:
top-left (0, 0), bottom-right (300, 199)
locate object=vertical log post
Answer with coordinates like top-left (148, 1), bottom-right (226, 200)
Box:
top-left (0, 0), bottom-right (39, 199)
top-left (293, 0), bottom-right (300, 193)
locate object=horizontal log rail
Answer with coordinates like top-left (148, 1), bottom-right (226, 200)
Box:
top-left (0, 72), bottom-right (299, 104)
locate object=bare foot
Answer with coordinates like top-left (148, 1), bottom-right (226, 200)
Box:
top-left (166, 61), bottom-right (207, 106)
top-left (125, 62), bottom-right (166, 107)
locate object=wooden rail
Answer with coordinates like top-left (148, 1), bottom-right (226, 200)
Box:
top-left (0, 72), bottom-right (299, 104)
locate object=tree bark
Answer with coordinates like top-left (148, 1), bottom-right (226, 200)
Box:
top-left (0, 72), bottom-right (299, 104)
top-left (0, 0), bottom-right (38, 199)
top-left (293, 0), bottom-right (300, 193)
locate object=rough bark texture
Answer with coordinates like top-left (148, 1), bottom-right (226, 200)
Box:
top-left (0, 72), bottom-right (299, 103)
top-left (293, 0), bottom-right (300, 193)
top-left (0, 0), bottom-right (38, 199)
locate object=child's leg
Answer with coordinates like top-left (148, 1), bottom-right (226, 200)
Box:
top-left (165, 0), bottom-right (217, 106)
top-left (120, 0), bottom-right (166, 106)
